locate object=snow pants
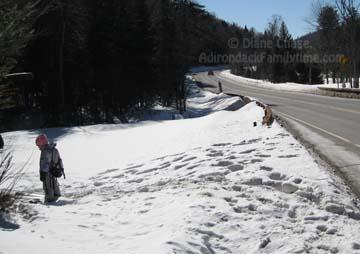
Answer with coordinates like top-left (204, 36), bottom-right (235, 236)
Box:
top-left (43, 173), bottom-right (61, 202)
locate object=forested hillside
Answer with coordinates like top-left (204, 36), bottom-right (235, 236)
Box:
top-left (0, 0), bottom-right (244, 130)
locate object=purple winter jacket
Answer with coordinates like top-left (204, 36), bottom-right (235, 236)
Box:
top-left (39, 143), bottom-right (63, 173)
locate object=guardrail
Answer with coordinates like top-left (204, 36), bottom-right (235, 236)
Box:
top-left (192, 77), bottom-right (274, 127)
top-left (225, 92), bottom-right (274, 127)
top-left (256, 102), bottom-right (274, 127)
top-left (318, 87), bottom-right (360, 99)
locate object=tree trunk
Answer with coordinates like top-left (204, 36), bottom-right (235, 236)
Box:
top-left (354, 62), bottom-right (359, 88)
top-left (59, 3), bottom-right (67, 115)
top-left (179, 99), bottom-right (183, 114)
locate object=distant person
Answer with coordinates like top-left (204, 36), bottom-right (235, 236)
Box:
top-left (218, 81), bottom-right (223, 93)
top-left (0, 134), bottom-right (3, 149)
top-left (35, 134), bottom-right (64, 203)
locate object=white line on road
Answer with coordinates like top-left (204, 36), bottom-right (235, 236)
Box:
top-left (277, 111), bottom-right (360, 149)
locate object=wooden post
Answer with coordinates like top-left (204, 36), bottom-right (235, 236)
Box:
top-left (218, 81), bottom-right (223, 93)
top-left (0, 134), bottom-right (3, 149)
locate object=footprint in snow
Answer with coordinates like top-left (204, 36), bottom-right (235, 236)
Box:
top-left (212, 161), bottom-right (233, 167)
top-left (125, 169), bottom-right (139, 174)
top-left (198, 172), bottom-right (228, 182)
top-left (278, 155), bottom-right (299, 158)
top-left (266, 142), bottom-right (279, 146)
top-left (207, 151), bottom-right (224, 157)
top-left (182, 156), bottom-right (197, 162)
top-left (226, 155), bottom-right (237, 160)
top-left (249, 138), bottom-right (262, 143)
top-left (264, 180), bottom-right (299, 194)
top-left (125, 164), bottom-right (144, 170)
top-left (233, 139), bottom-right (262, 146)
top-left (287, 206), bottom-right (298, 218)
top-left (281, 182), bottom-right (299, 194)
top-left (159, 161), bottom-right (171, 167)
top-left (185, 171), bottom-right (196, 177)
top-left (268, 172), bottom-right (286, 181)
top-left (317, 245), bottom-right (339, 254)
top-left (257, 197), bottom-right (274, 205)
top-left (243, 177), bottom-right (263, 186)
top-left (295, 190), bottom-right (320, 203)
top-left (212, 143), bottom-right (232, 147)
top-left (304, 215), bottom-right (329, 222)
top-left (77, 225), bottom-right (89, 228)
top-left (136, 167), bottom-right (158, 175)
top-left (156, 180), bottom-right (170, 186)
top-left (152, 155), bottom-right (168, 161)
top-left (260, 166), bottom-right (273, 172)
top-left (232, 185), bottom-right (242, 192)
top-left (174, 163), bottom-right (189, 170)
top-left (316, 225), bottom-right (328, 232)
top-left (276, 133), bottom-right (290, 137)
top-left (200, 192), bottom-right (214, 197)
top-left (250, 159), bottom-right (263, 163)
top-left (112, 174), bottom-right (125, 179)
top-left (187, 164), bottom-right (200, 170)
top-left (233, 204), bottom-right (257, 214)
top-left (204, 222), bottom-right (216, 228)
top-left (126, 178), bottom-right (144, 184)
top-left (96, 168), bottom-right (120, 177)
top-left (90, 213), bottom-right (103, 217)
top-left (293, 178), bottom-right (302, 184)
top-left (224, 197), bottom-right (237, 203)
top-left (352, 243), bottom-right (360, 250)
top-left (139, 187), bottom-right (150, 193)
top-left (152, 152), bottom-right (185, 162)
top-left (240, 149), bottom-right (257, 154)
top-left (256, 154), bottom-right (271, 158)
top-left (93, 181), bottom-right (105, 187)
top-left (173, 156), bottom-right (186, 162)
top-left (228, 164), bottom-right (244, 172)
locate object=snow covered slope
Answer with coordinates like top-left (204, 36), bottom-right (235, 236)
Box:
top-left (1, 82), bottom-right (360, 254)
top-left (220, 70), bottom-right (357, 92)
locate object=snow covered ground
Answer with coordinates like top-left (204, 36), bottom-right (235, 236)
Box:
top-left (1, 79), bottom-right (360, 253)
top-left (220, 70), bottom-right (359, 93)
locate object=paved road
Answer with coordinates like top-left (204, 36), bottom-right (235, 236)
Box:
top-left (194, 71), bottom-right (360, 196)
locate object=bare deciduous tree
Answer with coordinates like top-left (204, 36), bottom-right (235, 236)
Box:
top-left (336, 0), bottom-right (360, 88)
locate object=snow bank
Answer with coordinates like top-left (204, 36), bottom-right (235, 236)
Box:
top-left (1, 82), bottom-right (360, 254)
top-left (220, 70), bottom-right (357, 93)
top-left (112, 77), bottom-right (243, 123)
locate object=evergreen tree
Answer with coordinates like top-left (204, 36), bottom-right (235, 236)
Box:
top-left (0, 0), bottom-right (35, 80)
top-left (317, 5), bottom-right (340, 84)
top-left (2, 0), bottom-right (247, 130)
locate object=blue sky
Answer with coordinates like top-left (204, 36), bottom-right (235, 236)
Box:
top-left (197, 0), bottom-right (321, 38)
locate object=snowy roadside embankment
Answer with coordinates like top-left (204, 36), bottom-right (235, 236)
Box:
top-left (219, 70), bottom-right (358, 93)
top-left (1, 80), bottom-right (360, 254)
top-left (111, 78), bottom-right (243, 123)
